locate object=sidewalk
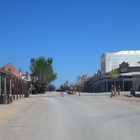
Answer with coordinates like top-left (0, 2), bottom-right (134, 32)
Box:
top-left (0, 96), bottom-right (37, 124)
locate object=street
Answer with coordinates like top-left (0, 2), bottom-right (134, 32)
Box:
top-left (0, 92), bottom-right (140, 140)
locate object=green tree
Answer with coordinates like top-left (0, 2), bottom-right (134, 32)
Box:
top-left (108, 68), bottom-right (119, 89)
top-left (108, 69), bottom-right (119, 79)
top-left (30, 57), bottom-right (57, 85)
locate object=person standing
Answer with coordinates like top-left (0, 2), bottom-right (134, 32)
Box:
top-left (117, 85), bottom-right (121, 96)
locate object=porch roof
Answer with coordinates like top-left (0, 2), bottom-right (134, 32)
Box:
top-left (120, 72), bottom-right (140, 76)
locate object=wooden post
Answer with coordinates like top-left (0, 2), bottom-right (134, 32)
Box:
top-left (16, 79), bottom-right (19, 99)
top-left (0, 73), bottom-right (1, 95)
top-left (4, 75), bottom-right (7, 95)
top-left (106, 77), bottom-right (108, 92)
top-left (12, 78), bottom-right (15, 100)
top-left (123, 76), bottom-right (125, 91)
top-left (10, 77), bottom-right (12, 95)
top-left (4, 75), bottom-right (7, 104)
top-left (9, 76), bottom-right (12, 102)
top-left (20, 80), bottom-right (21, 98)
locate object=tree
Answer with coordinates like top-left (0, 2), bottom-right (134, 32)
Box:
top-left (30, 57), bottom-right (57, 86)
top-left (108, 68), bottom-right (119, 92)
top-left (108, 68), bottom-right (119, 80)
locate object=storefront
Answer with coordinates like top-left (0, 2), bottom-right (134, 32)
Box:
top-left (84, 63), bottom-right (140, 93)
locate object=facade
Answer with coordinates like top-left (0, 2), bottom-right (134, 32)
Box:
top-left (22, 72), bottom-right (31, 82)
top-left (101, 50), bottom-right (140, 75)
top-left (84, 50), bottom-right (140, 93)
top-left (2, 63), bottom-right (22, 78)
top-left (84, 63), bottom-right (140, 92)
top-left (79, 75), bottom-right (89, 85)
top-left (0, 68), bottom-right (29, 104)
top-left (77, 75), bottom-right (89, 87)
top-left (0, 64), bottom-right (30, 104)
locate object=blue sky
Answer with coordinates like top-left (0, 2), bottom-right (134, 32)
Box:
top-left (0, 0), bottom-right (140, 87)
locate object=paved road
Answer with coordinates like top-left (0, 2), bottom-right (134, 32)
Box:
top-left (0, 92), bottom-right (140, 140)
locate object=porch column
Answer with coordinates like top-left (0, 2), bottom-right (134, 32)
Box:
top-left (4, 75), bottom-right (7, 95)
top-left (9, 77), bottom-right (12, 95)
top-left (0, 73), bottom-right (1, 95)
top-left (122, 76), bottom-right (125, 91)
top-left (106, 77), bottom-right (108, 92)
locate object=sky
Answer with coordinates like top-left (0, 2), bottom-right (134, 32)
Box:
top-left (0, 0), bottom-right (140, 87)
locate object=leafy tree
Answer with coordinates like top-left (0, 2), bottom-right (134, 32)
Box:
top-left (108, 68), bottom-right (119, 90)
top-left (30, 57), bottom-right (57, 85)
top-left (108, 68), bottom-right (119, 80)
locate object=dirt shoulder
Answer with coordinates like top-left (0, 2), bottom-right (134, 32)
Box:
top-left (112, 95), bottom-right (140, 103)
top-left (0, 96), bottom-right (38, 124)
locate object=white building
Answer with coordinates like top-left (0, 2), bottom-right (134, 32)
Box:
top-left (101, 50), bottom-right (140, 75)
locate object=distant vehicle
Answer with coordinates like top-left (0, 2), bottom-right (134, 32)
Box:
top-left (66, 90), bottom-right (74, 94)
top-left (56, 89), bottom-right (61, 92)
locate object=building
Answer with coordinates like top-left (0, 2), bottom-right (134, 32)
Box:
top-left (101, 50), bottom-right (140, 75)
top-left (0, 65), bottom-right (30, 104)
top-left (84, 50), bottom-right (140, 93)
top-left (1, 63), bottom-right (22, 78)
top-left (77, 75), bottom-right (89, 85)
top-left (22, 72), bottom-right (31, 82)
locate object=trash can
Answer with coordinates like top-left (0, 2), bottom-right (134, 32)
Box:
top-left (130, 89), bottom-right (135, 97)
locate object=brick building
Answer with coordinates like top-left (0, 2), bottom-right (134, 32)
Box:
top-left (1, 63), bottom-right (22, 78)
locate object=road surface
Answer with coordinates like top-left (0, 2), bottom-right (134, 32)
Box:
top-left (0, 92), bottom-right (140, 140)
